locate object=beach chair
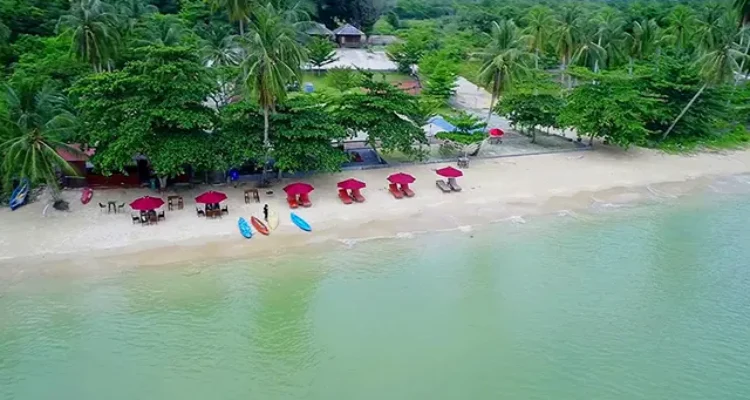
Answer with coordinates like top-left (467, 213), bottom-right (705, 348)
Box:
top-left (448, 178), bottom-right (462, 192)
top-left (117, 203), bottom-right (125, 213)
top-left (287, 195), bottom-right (299, 209)
top-left (351, 188), bottom-right (366, 203)
top-left (299, 193), bottom-right (312, 208)
top-left (389, 183), bottom-right (404, 199)
top-left (221, 205), bottom-right (229, 215)
top-left (338, 189), bottom-right (353, 205)
top-left (196, 207), bottom-right (205, 217)
top-left (401, 183), bottom-right (415, 198)
top-left (131, 213), bottom-right (141, 224)
top-left (98, 202), bottom-right (107, 212)
top-left (436, 180), bottom-right (451, 193)
top-left (158, 210), bottom-right (165, 221)
top-left (140, 213), bottom-right (148, 225)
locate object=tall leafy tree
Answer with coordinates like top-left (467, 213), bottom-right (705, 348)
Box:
top-left (57, 0), bottom-right (121, 72)
top-left (0, 83), bottom-right (78, 200)
top-left (476, 19), bottom-right (534, 126)
top-left (240, 2), bottom-right (308, 175)
top-left (523, 6), bottom-right (554, 70)
top-left (132, 13), bottom-right (189, 47)
top-left (71, 46), bottom-right (217, 180)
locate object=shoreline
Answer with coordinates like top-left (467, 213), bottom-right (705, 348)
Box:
top-left (1, 147), bottom-right (750, 276)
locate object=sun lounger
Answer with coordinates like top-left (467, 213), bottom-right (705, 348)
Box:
top-left (131, 213), bottom-right (141, 224)
top-left (448, 178), bottom-right (462, 192)
top-left (299, 193), bottom-right (312, 208)
top-left (389, 183), bottom-right (404, 199)
top-left (287, 195), bottom-right (299, 209)
top-left (401, 183), bottom-right (415, 198)
top-left (351, 188), bottom-right (365, 203)
top-left (196, 207), bottom-right (205, 217)
top-left (436, 180), bottom-right (451, 193)
top-left (338, 189), bottom-right (353, 204)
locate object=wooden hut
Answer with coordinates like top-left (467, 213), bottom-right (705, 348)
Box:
top-left (334, 24), bottom-right (365, 48)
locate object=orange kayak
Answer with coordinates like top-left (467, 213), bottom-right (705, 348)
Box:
top-left (250, 216), bottom-right (270, 236)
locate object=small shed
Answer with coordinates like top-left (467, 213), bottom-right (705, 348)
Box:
top-left (334, 24), bottom-right (365, 48)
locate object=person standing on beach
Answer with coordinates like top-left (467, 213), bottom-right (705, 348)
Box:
top-left (263, 204), bottom-right (269, 221)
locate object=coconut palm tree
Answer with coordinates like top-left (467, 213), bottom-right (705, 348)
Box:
top-left (523, 5), bottom-right (554, 70)
top-left (625, 19), bottom-right (662, 74)
top-left (113, 0), bottom-right (157, 34)
top-left (574, 32), bottom-right (607, 73)
top-left (240, 3), bottom-right (307, 178)
top-left (553, 5), bottom-right (584, 88)
top-left (212, 0), bottom-right (252, 35)
top-left (663, 5), bottom-right (697, 53)
top-left (662, 28), bottom-right (749, 140)
top-left (0, 84), bottom-right (79, 202)
top-left (133, 14), bottom-right (187, 47)
top-left (57, 0), bottom-right (121, 72)
top-left (476, 19), bottom-right (534, 126)
top-left (198, 23), bottom-right (241, 67)
top-left (592, 8), bottom-right (627, 71)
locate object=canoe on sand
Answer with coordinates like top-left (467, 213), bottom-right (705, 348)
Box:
top-left (238, 217), bottom-right (253, 239)
top-left (291, 212), bottom-right (311, 232)
top-left (251, 216), bottom-right (270, 236)
top-left (267, 211), bottom-right (279, 230)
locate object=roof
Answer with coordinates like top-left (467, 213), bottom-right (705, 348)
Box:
top-left (306, 23), bottom-right (334, 37)
top-left (334, 24), bottom-right (364, 36)
top-left (427, 116), bottom-right (457, 132)
top-left (57, 144), bottom-right (95, 162)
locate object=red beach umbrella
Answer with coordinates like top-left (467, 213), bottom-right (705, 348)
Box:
top-left (283, 182), bottom-right (314, 195)
top-left (195, 191), bottom-right (227, 204)
top-left (130, 196), bottom-right (164, 211)
top-left (489, 128), bottom-right (504, 137)
top-left (387, 173), bottom-right (415, 184)
top-left (337, 178), bottom-right (366, 190)
top-left (436, 166), bottom-right (463, 178)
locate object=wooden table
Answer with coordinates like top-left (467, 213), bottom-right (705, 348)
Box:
top-left (167, 196), bottom-right (184, 211)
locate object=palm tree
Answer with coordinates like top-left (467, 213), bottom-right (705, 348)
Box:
top-left (198, 23), bottom-right (241, 67)
top-left (240, 3), bottom-right (307, 178)
top-left (212, 0), bottom-right (252, 35)
top-left (592, 8), bottom-right (627, 71)
top-left (662, 28), bottom-right (749, 140)
top-left (522, 5), bottom-right (554, 70)
top-left (0, 84), bottom-right (78, 202)
top-left (133, 14), bottom-right (187, 47)
top-left (553, 5), bottom-right (583, 88)
top-left (476, 19), bottom-right (534, 126)
top-left (114, 0), bottom-right (157, 34)
top-left (663, 5), bottom-right (697, 53)
top-left (57, 0), bottom-right (121, 72)
top-left (625, 19), bottom-right (662, 75)
top-left (574, 33), bottom-right (607, 73)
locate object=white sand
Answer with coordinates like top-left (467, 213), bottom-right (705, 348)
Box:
top-left (1, 147), bottom-right (749, 268)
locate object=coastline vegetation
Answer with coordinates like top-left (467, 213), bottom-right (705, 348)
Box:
top-left (1, 0), bottom-right (749, 199)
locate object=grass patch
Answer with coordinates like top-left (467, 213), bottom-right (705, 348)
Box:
top-left (654, 126), bottom-right (750, 153)
top-left (458, 60), bottom-right (482, 85)
top-left (300, 71), bottom-right (413, 93)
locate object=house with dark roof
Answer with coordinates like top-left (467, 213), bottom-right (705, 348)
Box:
top-left (333, 23), bottom-right (365, 48)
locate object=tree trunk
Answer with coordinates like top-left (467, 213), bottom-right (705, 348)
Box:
top-left (735, 38), bottom-right (750, 86)
top-left (486, 72), bottom-right (501, 127)
top-left (239, 19), bottom-right (244, 36)
top-left (661, 83), bottom-right (707, 141)
top-left (535, 48), bottom-right (540, 70)
top-left (628, 56), bottom-right (634, 76)
top-left (262, 105), bottom-right (271, 181)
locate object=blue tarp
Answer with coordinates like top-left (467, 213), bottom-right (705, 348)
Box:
top-left (427, 116), bottom-right (457, 132)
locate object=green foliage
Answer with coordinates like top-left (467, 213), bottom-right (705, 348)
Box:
top-left (0, 82), bottom-right (78, 196)
top-left (420, 51), bottom-right (458, 100)
top-left (386, 23), bottom-right (440, 73)
top-left (559, 69), bottom-right (659, 148)
top-left (444, 111), bottom-right (486, 135)
top-left (71, 46), bottom-right (217, 177)
top-left (335, 74), bottom-right (427, 159)
top-left (8, 35), bottom-right (90, 90)
top-left (325, 67), bottom-right (362, 92)
top-left (307, 37), bottom-right (337, 71)
top-left (57, 0), bottom-right (121, 72)
top-left (495, 73), bottom-right (564, 142)
top-left (270, 96), bottom-right (348, 173)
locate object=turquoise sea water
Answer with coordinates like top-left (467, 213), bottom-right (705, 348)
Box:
top-left (2, 184), bottom-right (750, 400)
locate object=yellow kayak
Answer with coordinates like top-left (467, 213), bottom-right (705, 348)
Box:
top-left (267, 210), bottom-right (279, 231)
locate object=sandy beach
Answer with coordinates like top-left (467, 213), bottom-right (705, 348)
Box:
top-left (1, 147), bottom-right (750, 271)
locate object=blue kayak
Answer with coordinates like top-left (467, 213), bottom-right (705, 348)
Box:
top-left (9, 179), bottom-right (29, 211)
top-left (290, 212), bottom-right (311, 232)
top-left (238, 217), bottom-right (253, 239)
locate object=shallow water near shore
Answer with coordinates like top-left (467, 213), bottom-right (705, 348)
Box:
top-left (2, 185), bottom-right (750, 399)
